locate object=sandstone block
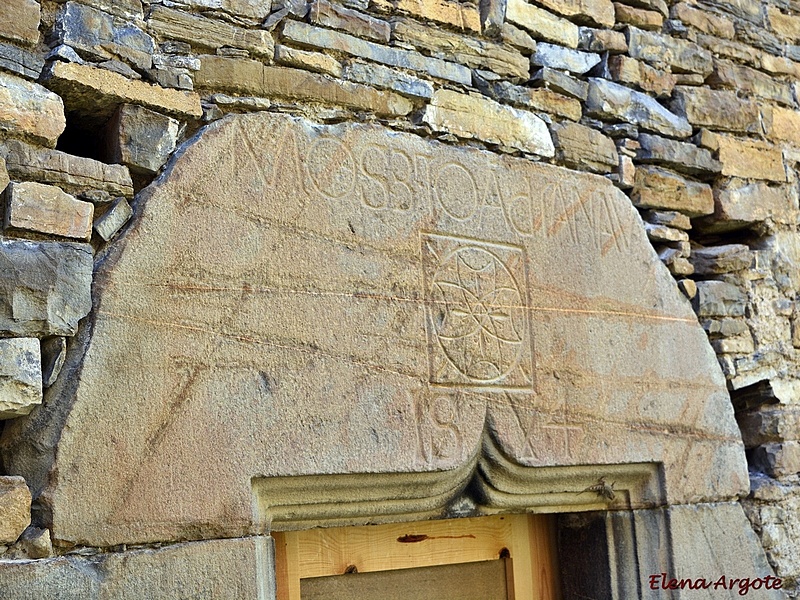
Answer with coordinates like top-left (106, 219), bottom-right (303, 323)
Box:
top-left (626, 27), bottom-right (713, 75)
top-left (506, 0), bottom-right (580, 48)
top-left (311, 0), bottom-right (390, 42)
top-left (344, 61), bottom-right (433, 98)
top-left (671, 86), bottom-right (761, 134)
top-left (0, 338), bottom-right (41, 420)
top-left (0, 139), bottom-right (133, 199)
top-left (697, 33), bottom-right (761, 65)
top-left (481, 0), bottom-right (507, 35)
top-left (690, 244), bottom-right (753, 274)
top-left (0, 72), bottom-right (65, 148)
top-left (709, 59), bottom-right (794, 106)
top-left (737, 408), bottom-right (800, 446)
top-left (197, 57), bottom-right (413, 116)
top-left (393, 0), bottom-right (481, 31)
top-left (550, 121), bottom-right (618, 172)
top-left (578, 26), bottom-right (627, 52)
top-left (164, 0), bottom-right (271, 21)
top-left (636, 133), bottom-right (722, 176)
top-left (670, 2), bottom-right (734, 38)
top-left (0, 0), bottom-right (40, 47)
top-left (643, 210), bottom-right (691, 230)
top-left (531, 67), bottom-right (588, 99)
top-left (0, 39), bottom-right (45, 80)
top-left (42, 61), bottom-right (202, 121)
top-left (768, 106), bottom-right (800, 146)
top-left (5, 182), bottom-right (94, 240)
top-left (55, 2), bottom-right (154, 70)
top-left (695, 179), bottom-right (795, 233)
top-left (104, 104), bottom-right (180, 175)
top-left (0, 477), bottom-right (30, 543)
top-left (585, 78), bottom-right (692, 138)
top-left (423, 89), bottom-right (554, 156)
top-left (606, 54), bottom-right (675, 97)
top-left (701, 317), bottom-right (748, 337)
top-left (752, 442), bottom-right (800, 478)
top-left (282, 20), bottom-right (471, 84)
top-left (614, 3), bottom-right (663, 29)
top-left (476, 79), bottom-right (583, 120)
top-left (534, 0), bottom-right (615, 26)
top-left (9, 525), bottom-right (52, 559)
top-left (717, 136), bottom-right (786, 182)
top-left (695, 280), bottom-right (747, 317)
top-left (391, 17), bottom-right (529, 79)
top-left (275, 45), bottom-right (342, 77)
top-left (631, 165), bottom-right (713, 216)
top-left (645, 223), bottom-right (688, 242)
top-left (767, 7), bottom-right (800, 41)
top-left (148, 6), bottom-right (274, 59)
top-left (531, 42), bottom-right (600, 74)
top-left (501, 23), bottom-right (538, 52)
top-left (0, 239), bottom-right (93, 337)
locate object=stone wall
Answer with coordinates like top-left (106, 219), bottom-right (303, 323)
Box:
top-left (0, 0), bottom-right (798, 595)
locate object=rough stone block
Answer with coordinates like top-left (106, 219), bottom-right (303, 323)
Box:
top-left (767, 7), bottom-right (800, 41)
top-left (636, 132), bottom-right (722, 177)
top-left (646, 222), bottom-right (688, 242)
top-left (506, 0), bottom-right (580, 48)
top-left (392, 0), bottom-right (481, 31)
top-left (709, 59), bottom-right (794, 106)
top-left (274, 45), bottom-right (342, 77)
top-left (670, 2), bottom-right (734, 38)
top-left (0, 239), bottom-right (93, 337)
top-left (614, 3), bottom-right (663, 29)
top-left (536, 0), bottom-right (614, 26)
top-left (282, 20), bottom-right (471, 84)
top-left (0, 476), bottom-right (30, 543)
top-left (55, 2), bottom-right (154, 70)
top-left (550, 121), bottom-right (618, 172)
top-left (104, 104), bottom-right (179, 175)
top-left (161, 0), bottom-right (271, 22)
top-left (695, 280), bottom-right (747, 317)
top-left (9, 525), bottom-right (53, 559)
top-left (671, 86), bottom-right (762, 134)
top-left (0, 39), bottom-right (44, 80)
top-left (696, 178), bottom-right (795, 233)
top-left (391, 17), bottom-right (529, 79)
top-left (476, 78), bottom-right (583, 121)
top-left (93, 197), bottom-right (133, 242)
top-left (606, 54), bottom-right (675, 97)
top-left (716, 136), bottom-right (786, 182)
top-left (768, 106), bottom-right (800, 146)
top-left (501, 23), bottom-right (537, 52)
top-left (578, 26), bottom-right (627, 52)
top-left (344, 61), bottom-right (433, 98)
top-left (642, 209), bottom-right (691, 230)
top-left (631, 166), bottom-right (713, 216)
top-left (5, 182), bottom-right (94, 240)
top-left (690, 244), bottom-right (753, 274)
top-left (147, 6), bottom-right (274, 59)
top-left (585, 78), bottom-right (692, 138)
top-left (531, 67), bottom-right (588, 100)
top-left (737, 408), bottom-right (800, 447)
top-left (42, 61), bottom-right (202, 121)
top-left (0, 71), bottom-right (65, 148)
top-left (0, 338), bottom-right (41, 419)
top-left (753, 442), bottom-right (800, 478)
top-left (422, 89), bottom-right (554, 156)
top-left (41, 336), bottom-right (67, 388)
top-left (311, 0), bottom-right (390, 42)
top-left (0, 0), bottom-right (40, 47)
top-left (531, 42), bottom-right (600, 74)
top-left (0, 139), bottom-right (133, 199)
top-left (480, 0), bottom-right (507, 36)
top-left (626, 27), bottom-right (713, 75)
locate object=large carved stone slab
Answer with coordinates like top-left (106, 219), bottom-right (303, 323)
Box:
top-left (1, 113), bottom-right (747, 547)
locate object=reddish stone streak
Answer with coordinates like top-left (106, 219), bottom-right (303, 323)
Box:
top-left (397, 534), bottom-right (477, 543)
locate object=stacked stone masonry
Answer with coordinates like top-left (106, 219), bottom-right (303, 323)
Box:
top-left (0, 0), bottom-right (797, 595)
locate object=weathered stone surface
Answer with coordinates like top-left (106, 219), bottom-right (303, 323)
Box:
top-left (631, 165), bottom-right (713, 216)
top-left (535, 0), bottom-right (615, 26)
top-left (605, 54), bottom-right (675, 97)
top-left (311, 0), bottom-right (390, 42)
top-left (274, 45), bottom-right (342, 77)
top-left (344, 61), bottom-right (433, 98)
top-left (701, 317), bottom-right (748, 337)
top-left (670, 503), bottom-right (783, 596)
top-left (501, 22), bottom-right (537, 52)
top-left (0, 72), bottom-right (65, 148)
top-left (391, 17), bottom-right (529, 79)
top-left (768, 6), bottom-right (800, 41)
top-left (671, 2), bottom-right (734, 38)
top-left (671, 86), bottom-right (762, 134)
top-left (646, 222), bottom-right (688, 242)
top-left (5, 182), bottom-right (94, 240)
top-left (0, 0), bottom-right (40, 47)
top-left (717, 136), bottom-right (786, 182)
top-left (196, 56), bottom-right (413, 116)
top-left (709, 59), bottom-right (794, 106)
top-left (9, 525), bottom-right (53, 559)
top-left (531, 67), bottom-right (588, 100)
top-left (0, 338), bottom-right (41, 419)
top-left (753, 442), bottom-right (800, 478)
top-left (0, 39), bottom-right (45, 80)
top-left (0, 112), bottom-right (746, 546)
top-left (55, 2), bottom-right (154, 70)
top-left (578, 26), bottom-right (627, 52)
top-left (550, 121), bottom-right (618, 172)
top-left (636, 133), bottom-right (722, 177)
top-left (0, 476), bottom-right (30, 543)
top-left (690, 244), bottom-right (753, 274)
top-left (768, 107), bottom-right (800, 146)
top-left (423, 90), bottom-right (554, 156)
top-left (531, 42), bottom-right (600, 74)
top-left (614, 3), bottom-right (663, 29)
top-left (481, 0), bottom-right (507, 35)
top-left (506, 0), bottom-right (580, 48)
top-left (0, 139), bottom-right (134, 199)
top-left (696, 178), bottom-right (795, 233)
top-left (585, 78), bottom-right (692, 138)
top-left (697, 33), bottom-right (761, 65)
top-left (475, 78), bottom-right (583, 120)
top-left (282, 20), bottom-right (471, 84)
top-left (0, 239), bottom-right (93, 337)
top-left (104, 104), bottom-right (180, 175)
top-left (696, 280), bottom-right (747, 317)
top-left (41, 336), bottom-right (67, 389)
top-left (94, 197), bottom-right (133, 242)
top-left (392, 0), bottom-right (481, 31)
top-left (0, 537), bottom-right (269, 599)
top-left (738, 408), bottom-right (800, 446)
top-left (626, 27), bottom-right (713, 75)
top-left (147, 6), bottom-right (274, 59)
top-left (164, 0), bottom-right (271, 21)
top-left (42, 61), bottom-right (202, 121)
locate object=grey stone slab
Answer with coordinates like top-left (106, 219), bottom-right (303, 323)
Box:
top-left (343, 61), bottom-right (433, 98)
top-left (695, 280), bottom-right (747, 317)
top-left (627, 26), bottom-right (713, 75)
top-left (0, 239), bottom-right (93, 337)
top-left (104, 104), bottom-right (180, 175)
top-left (636, 132), bottom-right (722, 176)
top-left (93, 197), bottom-right (133, 242)
top-left (40, 336), bottom-right (67, 389)
top-left (0, 338), bottom-right (41, 419)
top-left (0, 40), bottom-right (44, 80)
top-left (531, 42), bottom-right (601, 74)
top-left (0, 113), bottom-right (746, 547)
